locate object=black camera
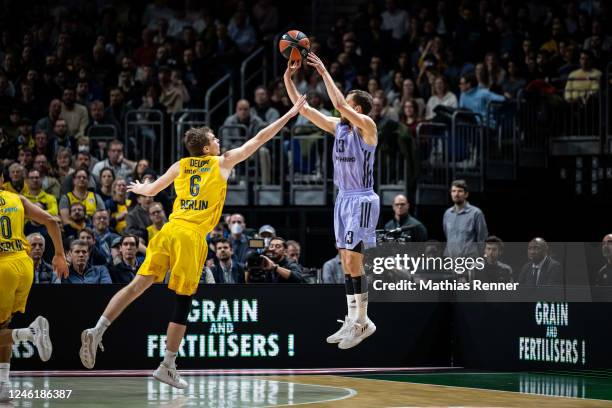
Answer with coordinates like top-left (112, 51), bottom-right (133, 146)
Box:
top-left (245, 238), bottom-right (268, 283)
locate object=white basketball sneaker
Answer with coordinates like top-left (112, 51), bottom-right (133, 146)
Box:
top-left (153, 363), bottom-right (188, 389)
top-left (338, 318), bottom-right (376, 349)
top-left (80, 328), bottom-right (104, 369)
top-left (326, 316), bottom-right (352, 344)
top-left (30, 316), bottom-right (52, 362)
top-left (0, 381), bottom-right (11, 402)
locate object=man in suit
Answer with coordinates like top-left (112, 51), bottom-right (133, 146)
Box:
top-left (210, 238), bottom-right (245, 283)
top-left (518, 238), bottom-right (563, 286)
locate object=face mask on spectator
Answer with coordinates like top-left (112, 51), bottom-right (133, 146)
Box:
top-left (230, 223), bottom-right (243, 235)
top-left (264, 237), bottom-right (271, 247)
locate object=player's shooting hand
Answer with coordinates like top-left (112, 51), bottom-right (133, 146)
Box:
top-left (287, 94), bottom-right (307, 117)
top-left (52, 254), bottom-right (69, 279)
top-left (284, 59), bottom-right (301, 77)
top-left (306, 52), bottom-right (326, 75)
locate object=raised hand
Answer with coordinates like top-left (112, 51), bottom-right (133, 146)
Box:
top-left (305, 52), bottom-right (326, 75)
top-left (127, 179), bottom-right (149, 195)
top-left (284, 58), bottom-right (301, 77)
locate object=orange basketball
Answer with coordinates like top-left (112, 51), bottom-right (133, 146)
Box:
top-left (278, 30), bottom-right (310, 62)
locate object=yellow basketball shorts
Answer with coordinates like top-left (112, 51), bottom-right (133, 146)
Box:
top-left (138, 220), bottom-right (208, 296)
top-left (0, 252), bottom-right (34, 324)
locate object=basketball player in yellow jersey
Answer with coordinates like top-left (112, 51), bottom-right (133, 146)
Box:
top-left (0, 163), bottom-right (69, 402)
top-left (80, 95), bottom-right (307, 388)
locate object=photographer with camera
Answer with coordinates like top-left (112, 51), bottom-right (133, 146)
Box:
top-left (245, 237), bottom-right (304, 283)
top-left (383, 194), bottom-right (427, 242)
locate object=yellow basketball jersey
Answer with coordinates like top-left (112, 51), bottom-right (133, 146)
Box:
top-left (0, 190), bottom-right (30, 256)
top-left (67, 191), bottom-right (98, 217)
top-left (169, 156), bottom-right (227, 232)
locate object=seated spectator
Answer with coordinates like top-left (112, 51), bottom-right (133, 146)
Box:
top-left (256, 237), bottom-right (304, 283)
top-left (500, 61), bottom-right (526, 99)
top-left (322, 254), bottom-right (343, 283)
top-left (146, 202), bottom-right (167, 244)
top-left (17, 147), bottom-right (34, 169)
top-left (394, 78), bottom-right (425, 116)
top-left (2, 163), bottom-right (29, 194)
top-left (24, 169), bottom-right (58, 216)
top-left (59, 239), bottom-right (111, 284)
top-left (92, 209), bottom-right (119, 265)
top-left (35, 99), bottom-right (62, 138)
top-left (228, 10), bottom-right (257, 55)
top-left (54, 147), bottom-right (75, 187)
top-left (78, 228), bottom-right (107, 266)
top-left (251, 86), bottom-right (280, 124)
top-left (458, 73), bottom-right (504, 118)
top-left (286, 240), bottom-right (301, 264)
top-left (32, 130), bottom-right (54, 162)
top-left (158, 67), bottom-right (191, 114)
top-left (91, 139), bottom-right (135, 181)
top-left (50, 118), bottom-right (75, 154)
top-left (60, 86), bottom-right (89, 138)
top-left (480, 236), bottom-right (513, 283)
top-left (59, 168), bottom-right (105, 225)
top-left (60, 152), bottom-right (97, 196)
top-left (518, 238), bottom-right (563, 286)
top-left (222, 99), bottom-right (265, 141)
top-left (131, 159), bottom-right (150, 183)
top-left (125, 193), bottom-right (154, 240)
top-left (27, 233), bottom-right (54, 284)
top-left (425, 76), bottom-right (458, 120)
top-left (399, 100), bottom-right (422, 136)
top-left (106, 177), bottom-right (131, 234)
top-left (97, 167), bottom-right (115, 202)
top-left (62, 202), bottom-right (89, 245)
top-left (229, 213), bottom-right (250, 267)
top-left (564, 50), bottom-right (602, 103)
top-left (32, 154), bottom-right (60, 198)
top-left (380, 0), bottom-right (410, 41)
top-left (210, 238), bottom-right (245, 283)
top-left (109, 235), bottom-right (141, 283)
top-left (384, 194), bottom-right (427, 242)
top-left (85, 100), bottom-right (121, 139)
top-left (596, 234), bottom-right (612, 286)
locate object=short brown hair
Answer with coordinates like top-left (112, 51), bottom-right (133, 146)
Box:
top-left (451, 179), bottom-right (468, 193)
top-left (184, 127), bottom-right (213, 156)
top-left (348, 90), bottom-right (373, 114)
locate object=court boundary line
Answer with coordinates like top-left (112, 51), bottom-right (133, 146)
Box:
top-left (247, 377), bottom-right (357, 408)
top-left (10, 367), bottom-right (460, 377)
top-left (342, 373), bottom-right (612, 403)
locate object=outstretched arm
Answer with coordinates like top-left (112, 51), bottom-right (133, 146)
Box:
top-left (220, 95), bottom-right (307, 172)
top-left (127, 161), bottom-right (180, 196)
top-left (21, 196), bottom-right (69, 279)
top-left (283, 60), bottom-right (339, 134)
top-left (306, 53), bottom-right (377, 145)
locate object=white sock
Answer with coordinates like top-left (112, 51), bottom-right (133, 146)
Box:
top-left (0, 363), bottom-right (9, 383)
top-left (162, 350), bottom-right (178, 368)
top-left (346, 295), bottom-right (357, 320)
top-left (354, 292), bottom-right (368, 324)
top-left (11, 328), bottom-right (34, 343)
top-left (94, 316), bottom-right (111, 337)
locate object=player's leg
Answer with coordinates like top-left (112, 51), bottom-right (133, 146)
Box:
top-left (80, 274), bottom-right (155, 369)
top-left (152, 224), bottom-right (206, 388)
top-left (338, 195), bottom-right (379, 349)
top-left (326, 196), bottom-right (356, 343)
top-left (0, 320), bottom-right (12, 402)
top-left (152, 294), bottom-right (191, 389)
